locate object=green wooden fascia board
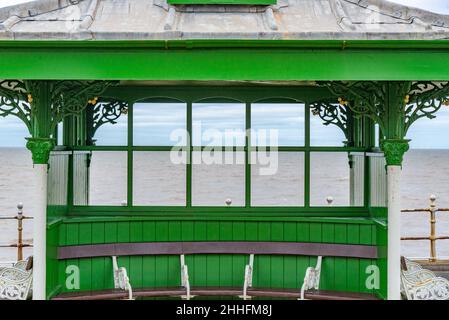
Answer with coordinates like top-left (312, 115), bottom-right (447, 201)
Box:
top-left (1, 40), bottom-right (449, 80)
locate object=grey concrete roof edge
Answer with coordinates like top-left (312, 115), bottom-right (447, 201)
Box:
top-left (0, 0), bottom-right (89, 23)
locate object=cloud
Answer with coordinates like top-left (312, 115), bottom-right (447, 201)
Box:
top-left (388, 0), bottom-right (449, 14)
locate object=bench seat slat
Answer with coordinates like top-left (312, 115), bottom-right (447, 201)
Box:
top-left (304, 290), bottom-right (380, 300)
top-left (52, 287), bottom-right (379, 300)
top-left (52, 287), bottom-right (187, 300)
top-left (190, 287), bottom-right (243, 296)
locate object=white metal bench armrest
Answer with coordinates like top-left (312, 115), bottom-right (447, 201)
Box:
top-left (242, 254), bottom-right (254, 300)
top-left (0, 266), bottom-right (33, 300)
top-left (403, 257), bottom-right (423, 273)
top-left (402, 269), bottom-right (436, 284)
top-left (112, 256), bottom-right (133, 300)
top-left (180, 254), bottom-right (191, 300)
top-left (300, 256), bottom-right (322, 300)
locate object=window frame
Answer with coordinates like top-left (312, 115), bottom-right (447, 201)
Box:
top-left (69, 86), bottom-right (372, 217)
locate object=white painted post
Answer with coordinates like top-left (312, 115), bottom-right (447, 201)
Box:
top-left (387, 165), bottom-right (401, 300)
top-left (32, 164), bottom-right (48, 300)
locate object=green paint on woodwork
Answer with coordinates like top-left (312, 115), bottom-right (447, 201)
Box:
top-left (1, 41), bottom-right (449, 80)
top-left (46, 218), bottom-right (387, 299)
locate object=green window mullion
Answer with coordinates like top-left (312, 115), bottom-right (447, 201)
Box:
top-left (245, 102), bottom-right (251, 208)
top-left (186, 102), bottom-right (192, 208)
top-left (304, 102), bottom-right (311, 209)
top-left (127, 100), bottom-right (133, 208)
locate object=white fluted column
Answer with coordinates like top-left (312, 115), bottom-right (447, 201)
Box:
top-left (387, 165), bottom-right (401, 300)
top-left (32, 163), bottom-right (48, 300)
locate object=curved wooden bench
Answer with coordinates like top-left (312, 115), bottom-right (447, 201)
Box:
top-left (53, 241), bottom-right (379, 300)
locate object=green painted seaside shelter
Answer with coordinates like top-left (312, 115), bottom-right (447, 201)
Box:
top-left (1, 0), bottom-right (449, 300)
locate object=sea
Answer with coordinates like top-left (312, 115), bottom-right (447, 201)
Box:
top-left (0, 148), bottom-right (449, 261)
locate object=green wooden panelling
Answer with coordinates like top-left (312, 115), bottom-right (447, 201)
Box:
top-left (2, 40), bottom-right (449, 80)
top-left (51, 217), bottom-right (385, 298)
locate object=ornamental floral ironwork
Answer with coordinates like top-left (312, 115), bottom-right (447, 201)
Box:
top-left (0, 80), bottom-right (32, 133)
top-left (310, 100), bottom-right (350, 142)
top-left (319, 81), bottom-right (449, 140)
top-left (0, 80), bottom-right (117, 163)
top-left (91, 100), bottom-right (129, 138)
top-left (405, 81), bottom-right (449, 134)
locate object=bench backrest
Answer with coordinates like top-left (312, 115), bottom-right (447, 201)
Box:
top-left (58, 241), bottom-right (378, 260)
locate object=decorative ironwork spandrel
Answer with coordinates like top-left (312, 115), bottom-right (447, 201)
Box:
top-left (91, 100), bottom-right (128, 137)
top-left (0, 80), bottom-right (32, 132)
top-left (310, 100), bottom-right (349, 141)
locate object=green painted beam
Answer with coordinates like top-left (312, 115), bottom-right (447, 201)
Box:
top-left (1, 40), bottom-right (449, 80)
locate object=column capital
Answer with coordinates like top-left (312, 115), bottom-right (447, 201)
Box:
top-left (26, 137), bottom-right (55, 165)
top-left (381, 139), bottom-right (410, 166)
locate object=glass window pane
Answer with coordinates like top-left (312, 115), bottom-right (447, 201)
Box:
top-left (251, 103), bottom-right (305, 146)
top-left (193, 103), bottom-right (245, 146)
top-left (57, 122), bottom-right (63, 146)
top-left (133, 102), bottom-right (186, 146)
top-left (88, 151), bottom-right (127, 205)
top-left (92, 103), bottom-right (128, 146)
top-left (192, 151), bottom-right (245, 206)
top-left (310, 105), bottom-right (347, 147)
top-left (310, 152), bottom-right (351, 206)
top-left (133, 151), bottom-right (186, 206)
top-left (251, 152), bottom-right (304, 206)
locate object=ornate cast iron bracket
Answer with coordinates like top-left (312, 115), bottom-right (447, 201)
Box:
top-left (90, 100), bottom-right (128, 139)
top-left (310, 100), bottom-right (350, 143)
top-left (0, 80), bottom-right (117, 164)
top-left (0, 80), bottom-right (32, 133)
top-left (319, 81), bottom-right (449, 165)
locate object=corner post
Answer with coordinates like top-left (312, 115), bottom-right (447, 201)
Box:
top-left (26, 138), bottom-right (54, 300)
top-left (381, 139), bottom-right (409, 300)
top-left (25, 81), bottom-right (55, 300)
top-left (381, 82), bottom-right (411, 300)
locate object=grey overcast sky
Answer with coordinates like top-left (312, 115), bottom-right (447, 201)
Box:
top-left (1, 0), bottom-right (449, 148)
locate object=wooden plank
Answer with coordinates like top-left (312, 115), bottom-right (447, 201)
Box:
top-left (104, 222), bottom-right (118, 289)
top-left (283, 223), bottom-right (297, 288)
top-left (142, 221), bottom-right (156, 289)
top-left (321, 224), bottom-right (335, 290)
top-left (155, 222), bottom-right (169, 287)
top-left (232, 222), bottom-right (246, 286)
top-left (271, 222), bottom-right (284, 288)
top-left (130, 222), bottom-right (143, 288)
top-left (91, 223), bottom-right (106, 290)
top-left (334, 224), bottom-right (348, 292)
top-left (347, 225), bottom-right (360, 292)
top-left (256, 222), bottom-right (271, 288)
top-left (168, 221), bottom-right (182, 287)
top-left (206, 222), bottom-right (220, 286)
top-left (64, 223), bottom-right (79, 293)
top-left (58, 241), bottom-right (378, 259)
top-left (219, 222), bottom-right (233, 287)
top-left (193, 221), bottom-right (207, 286)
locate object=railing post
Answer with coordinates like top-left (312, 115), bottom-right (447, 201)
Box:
top-left (429, 195), bottom-right (437, 263)
top-left (17, 203), bottom-right (24, 261)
